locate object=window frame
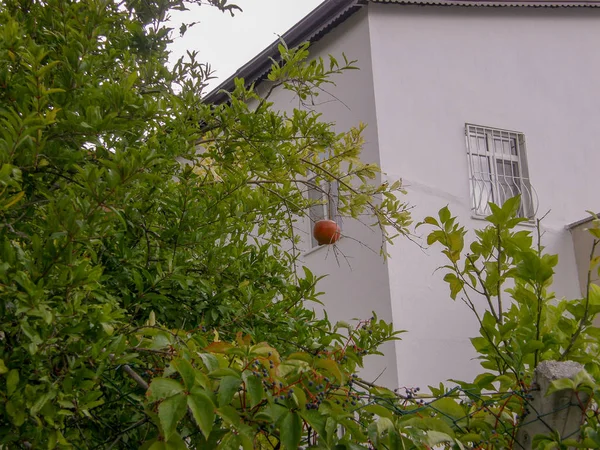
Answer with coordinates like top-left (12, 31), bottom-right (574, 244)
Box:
top-left (465, 123), bottom-right (534, 220)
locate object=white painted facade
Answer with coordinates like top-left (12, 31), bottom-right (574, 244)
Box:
top-left (259, 3), bottom-right (600, 389)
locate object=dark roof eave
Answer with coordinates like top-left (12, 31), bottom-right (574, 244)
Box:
top-left (203, 0), bottom-right (364, 105)
top-left (373, 0), bottom-right (600, 5)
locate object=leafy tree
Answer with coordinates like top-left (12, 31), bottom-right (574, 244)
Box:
top-left (2, 0), bottom-right (600, 448)
top-left (417, 200), bottom-right (600, 450)
top-left (0, 0), bottom-right (409, 447)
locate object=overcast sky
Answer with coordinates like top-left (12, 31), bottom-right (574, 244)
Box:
top-left (168, 0), bottom-right (325, 89)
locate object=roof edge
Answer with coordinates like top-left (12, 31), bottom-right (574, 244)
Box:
top-left (372, 0), bottom-right (600, 5)
top-left (567, 214), bottom-right (600, 230)
top-left (203, 0), bottom-right (600, 104)
top-left (203, 0), bottom-right (363, 104)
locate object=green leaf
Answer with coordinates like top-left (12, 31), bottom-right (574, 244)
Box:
top-left (376, 417), bottom-right (394, 437)
top-left (315, 359), bottom-right (344, 384)
top-left (7, 369), bottom-right (18, 396)
top-left (443, 273), bottom-right (464, 300)
top-left (144, 435), bottom-right (186, 450)
top-left (430, 398), bottom-right (465, 421)
top-left (158, 392), bottom-right (187, 441)
top-left (300, 410), bottom-right (327, 439)
top-left (590, 284), bottom-right (600, 306)
top-left (473, 373), bottom-right (496, 389)
top-left (546, 378), bottom-right (575, 396)
top-left (218, 405), bottom-right (242, 428)
top-left (522, 340), bottom-right (544, 353)
top-left (573, 370), bottom-right (596, 391)
top-left (209, 368), bottom-right (241, 378)
top-left (187, 391), bottom-right (215, 439)
top-left (346, 444), bottom-right (369, 450)
top-left (0, 359), bottom-right (8, 375)
top-left (6, 400), bottom-right (25, 426)
top-left (287, 352), bottom-right (313, 364)
top-left (422, 216), bottom-right (439, 227)
top-left (280, 411), bottom-right (302, 449)
top-left (364, 404), bottom-right (393, 420)
top-left (198, 353), bottom-right (219, 372)
top-left (501, 195), bottom-right (521, 218)
top-left (218, 376), bottom-right (242, 407)
top-left (172, 359), bottom-right (195, 390)
top-left (243, 373), bottom-right (264, 408)
top-left (147, 378), bottom-right (185, 402)
top-left (217, 432), bottom-right (242, 450)
top-left (439, 206), bottom-right (451, 224)
top-left (31, 389), bottom-right (57, 414)
top-left (426, 430), bottom-right (454, 446)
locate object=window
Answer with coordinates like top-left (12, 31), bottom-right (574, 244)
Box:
top-left (466, 124), bottom-right (534, 219)
top-left (307, 177), bottom-right (340, 248)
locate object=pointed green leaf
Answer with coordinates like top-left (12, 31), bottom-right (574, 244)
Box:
top-left (443, 273), bottom-right (464, 300)
top-left (243, 373), bottom-right (264, 408)
top-left (198, 353), bottom-right (219, 372)
top-left (376, 417), bottom-right (394, 436)
top-left (218, 376), bottom-right (242, 407)
top-left (430, 397), bottom-right (465, 421)
top-left (218, 405), bottom-right (241, 428)
top-left (364, 404), bottom-right (393, 420)
top-left (147, 378), bottom-right (185, 402)
top-left (280, 411), bottom-right (302, 450)
top-left (547, 378), bottom-right (575, 396)
top-left (217, 431), bottom-right (241, 450)
top-left (7, 369), bottom-right (18, 396)
top-left (300, 409), bottom-right (327, 439)
top-left (158, 392), bottom-right (187, 441)
top-left (426, 430), bottom-right (454, 446)
top-left (172, 359), bottom-right (195, 390)
top-left (187, 391), bottom-right (215, 439)
top-left (439, 206), bottom-right (451, 223)
top-left (314, 359), bottom-right (344, 384)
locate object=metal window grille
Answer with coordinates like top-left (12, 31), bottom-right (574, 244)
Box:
top-left (307, 178), bottom-right (340, 248)
top-left (466, 124), bottom-right (535, 219)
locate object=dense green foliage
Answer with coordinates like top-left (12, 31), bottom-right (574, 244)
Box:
top-left (0, 0), bottom-right (409, 446)
top-left (421, 200), bottom-right (600, 450)
top-left (1, 0), bottom-right (600, 448)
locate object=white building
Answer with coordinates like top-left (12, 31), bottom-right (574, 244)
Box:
top-left (206, 0), bottom-right (600, 390)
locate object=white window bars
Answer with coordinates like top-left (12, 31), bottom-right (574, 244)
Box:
top-left (466, 124), bottom-right (535, 219)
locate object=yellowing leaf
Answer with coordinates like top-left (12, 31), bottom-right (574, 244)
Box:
top-left (2, 191), bottom-right (24, 209)
top-left (205, 341), bottom-right (233, 353)
top-left (315, 359), bottom-right (344, 384)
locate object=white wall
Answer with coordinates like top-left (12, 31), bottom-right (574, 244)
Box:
top-left (368, 4), bottom-right (600, 388)
top-left (262, 9), bottom-right (401, 387)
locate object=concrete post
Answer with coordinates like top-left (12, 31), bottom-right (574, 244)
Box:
top-left (517, 360), bottom-right (589, 450)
